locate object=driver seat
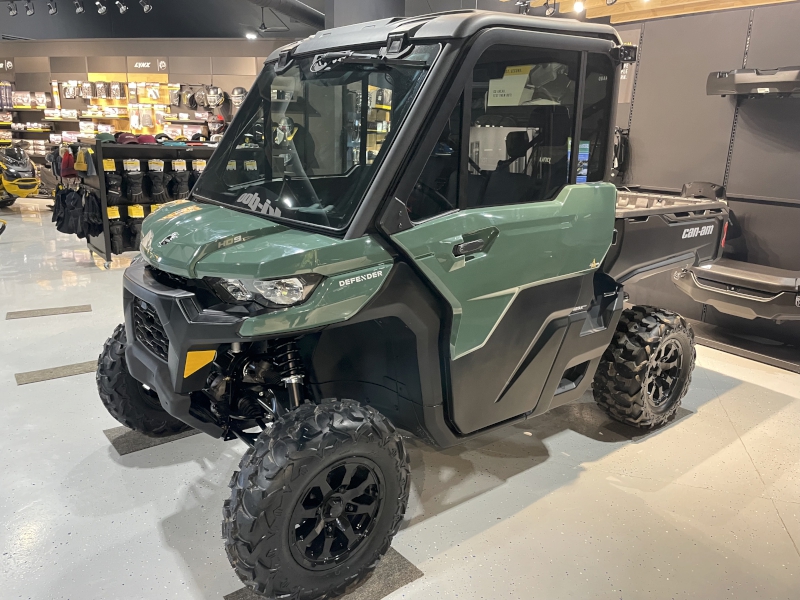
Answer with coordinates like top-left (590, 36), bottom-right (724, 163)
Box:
top-left (481, 131), bottom-right (535, 206)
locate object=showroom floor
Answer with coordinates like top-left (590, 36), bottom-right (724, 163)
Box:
top-left (1, 197), bottom-right (799, 600)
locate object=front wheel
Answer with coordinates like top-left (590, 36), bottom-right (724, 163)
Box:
top-left (223, 399), bottom-right (410, 599)
top-left (96, 324), bottom-right (192, 437)
top-left (593, 306), bottom-right (696, 428)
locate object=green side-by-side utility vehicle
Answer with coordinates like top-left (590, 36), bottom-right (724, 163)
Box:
top-left (96, 11), bottom-right (729, 599)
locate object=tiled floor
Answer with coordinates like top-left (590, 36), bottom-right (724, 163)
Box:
top-left (1, 198), bottom-right (799, 599)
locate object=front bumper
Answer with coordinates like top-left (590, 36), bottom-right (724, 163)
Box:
top-left (122, 260), bottom-right (246, 437)
top-left (3, 176), bottom-right (39, 198)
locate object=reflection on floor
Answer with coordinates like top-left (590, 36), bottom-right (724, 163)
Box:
top-left (1, 198), bottom-right (799, 599)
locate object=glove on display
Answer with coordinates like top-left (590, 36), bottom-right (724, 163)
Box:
top-left (105, 173), bottom-right (123, 206)
top-left (170, 171), bottom-right (191, 199)
top-left (127, 218), bottom-right (144, 250)
top-left (124, 171), bottom-right (144, 204)
top-left (109, 220), bottom-right (126, 255)
top-left (146, 170), bottom-right (169, 203)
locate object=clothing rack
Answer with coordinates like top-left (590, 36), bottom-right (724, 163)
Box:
top-left (87, 141), bottom-right (215, 267)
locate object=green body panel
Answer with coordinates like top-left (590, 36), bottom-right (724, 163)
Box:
top-left (140, 201), bottom-right (396, 340)
top-left (391, 183), bottom-right (617, 358)
top-left (239, 263), bottom-right (394, 337)
top-left (140, 201), bottom-right (393, 280)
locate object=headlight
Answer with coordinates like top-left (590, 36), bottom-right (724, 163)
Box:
top-left (210, 274), bottom-right (322, 307)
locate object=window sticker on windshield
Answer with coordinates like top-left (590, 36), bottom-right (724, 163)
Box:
top-left (236, 191), bottom-right (282, 217)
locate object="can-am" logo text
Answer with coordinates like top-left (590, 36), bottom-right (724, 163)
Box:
top-left (682, 225), bottom-right (714, 239)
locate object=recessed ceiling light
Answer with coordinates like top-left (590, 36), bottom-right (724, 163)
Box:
top-left (574, 1), bottom-right (584, 12)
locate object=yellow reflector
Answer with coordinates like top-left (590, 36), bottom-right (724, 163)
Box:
top-left (184, 350), bottom-right (217, 378)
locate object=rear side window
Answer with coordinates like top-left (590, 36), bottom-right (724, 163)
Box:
top-left (580, 53), bottom-right (615, 183)
top-left (466, 45), bottom-right (579, 208)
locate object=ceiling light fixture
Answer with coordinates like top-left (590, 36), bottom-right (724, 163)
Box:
top-left (515, 0), bottom-right (530, 15)
top-left (573, 0), bottom-right (584, 12)
top-left (23, 0), bottom-right (33, 15)
top-left (138, 0), bottom-right (150, 12)
top-left (95, 0), bottom-right (106, 14)
top-left (7, 1), bottom-right (17, 15)
top-left (114, 0), bottom-right (126, 13)
top-left (543, 0), bottom-right (556, 16)
top-left (73, 0), bottom-right (83, 12)
top-left (606, 0), bottom-right (617, 4)
top-left (246, 32), bottom-right (258, 39)
top-left (47, 0), bottom-right (56, 14)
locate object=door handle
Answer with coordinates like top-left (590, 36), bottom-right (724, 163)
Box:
top-left (453, 239), bottom-right (485, 256)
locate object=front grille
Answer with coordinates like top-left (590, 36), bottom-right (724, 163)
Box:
top-left (132, 297), bottom-right (169, 361)
top-left (148, 266), bottom-right (190, 289)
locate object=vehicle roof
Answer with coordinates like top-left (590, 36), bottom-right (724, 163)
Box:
top-left (267, 9), bottom-right (621, 60)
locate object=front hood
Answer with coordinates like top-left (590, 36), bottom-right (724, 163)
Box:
top-left (140, 201), bottom-right (392, 280)
top-left (141, 201), bottom-right (288, 277)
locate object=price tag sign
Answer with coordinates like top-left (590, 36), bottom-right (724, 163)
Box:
top-left (172, 159), bottom-right (186, 171)
top-left (102, 158), bottom-right (116, 171)
top-left (147, 159), bottom-right (164, 172)
top-left (107, 206), bottom-right (120, 219)
top-left (244, 160), bottom-right (258, 172)
top-left (123, 158), bottom-right (140, 172)
top-left (226, 160), bottom-right (237, 171)
top-left (128, 204), bottom-right (145, 218)
top-left (192, 159), bottom-right (206, 172)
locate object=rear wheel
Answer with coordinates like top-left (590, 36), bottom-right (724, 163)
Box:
top-left (223, 399), bottom-right (410, 600)
top-left (593, 306), bottom-right (695, 428)
top-left (0, 196), bottom-right (15, 208)
top-left (96, 324), bottom-right (192, 437)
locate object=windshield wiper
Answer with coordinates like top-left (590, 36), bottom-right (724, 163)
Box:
top-left (310, 51), bottom-right (428, 73)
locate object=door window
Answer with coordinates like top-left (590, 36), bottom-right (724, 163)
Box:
top-left (406, 97), bottom-right (462, 222)
top-left (466, 45), bottom-right (579, 207)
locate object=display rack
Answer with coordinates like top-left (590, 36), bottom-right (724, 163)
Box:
top-left (87, 141), bottom-right (215, 267)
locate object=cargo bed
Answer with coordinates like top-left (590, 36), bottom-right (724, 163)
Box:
top-left (603, 189), bottom-right (729, 284)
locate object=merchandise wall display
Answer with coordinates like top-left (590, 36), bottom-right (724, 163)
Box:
top-left (90, 11), bottom-right (730, 600)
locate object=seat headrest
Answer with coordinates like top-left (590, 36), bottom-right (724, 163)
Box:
top-left (505, 131), bottom-right (530, 160)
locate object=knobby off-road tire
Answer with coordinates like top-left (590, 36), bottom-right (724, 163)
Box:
top-left (223, 399), bottom-right (410, 600)
top-left (593, 306), bottom-right (696, 428)
top-left (96, 324), bottom-right (192, 437)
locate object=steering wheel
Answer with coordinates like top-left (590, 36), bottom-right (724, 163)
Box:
top-left (409, 181), bottom-right (454, 217)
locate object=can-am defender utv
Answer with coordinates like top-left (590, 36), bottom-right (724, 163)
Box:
top-left (97, 11), bottom-right (728, 599)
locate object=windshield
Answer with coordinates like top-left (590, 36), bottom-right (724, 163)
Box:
top-left (193, 44), bottom-right (440, 231)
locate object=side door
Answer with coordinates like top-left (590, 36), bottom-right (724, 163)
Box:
top-left (388, 32), bottom-right (619, 434)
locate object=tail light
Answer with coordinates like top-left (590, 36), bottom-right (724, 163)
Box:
top-left (721, 220), bottom-right (729, 249)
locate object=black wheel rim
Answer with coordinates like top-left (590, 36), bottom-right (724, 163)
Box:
top-left (288, 458), bottom-right (383, 571)
top-left (645, 338), bottom-right (683, 410)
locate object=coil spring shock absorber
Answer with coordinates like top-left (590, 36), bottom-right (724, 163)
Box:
top-left (274, 339), bottom-right (304, 408)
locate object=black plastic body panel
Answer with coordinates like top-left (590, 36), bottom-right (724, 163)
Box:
top-left (604, 208), bottom-right (728, 283)
top-left (304, 262), bottom-right (445, 441)
top-left (268, 10), bottom-right (621, 61)
top-left (122, 260), bottom-right (251, 438)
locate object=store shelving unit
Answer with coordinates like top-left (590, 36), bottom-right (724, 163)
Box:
top-left (87, 141), bottom-right (215, 265)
